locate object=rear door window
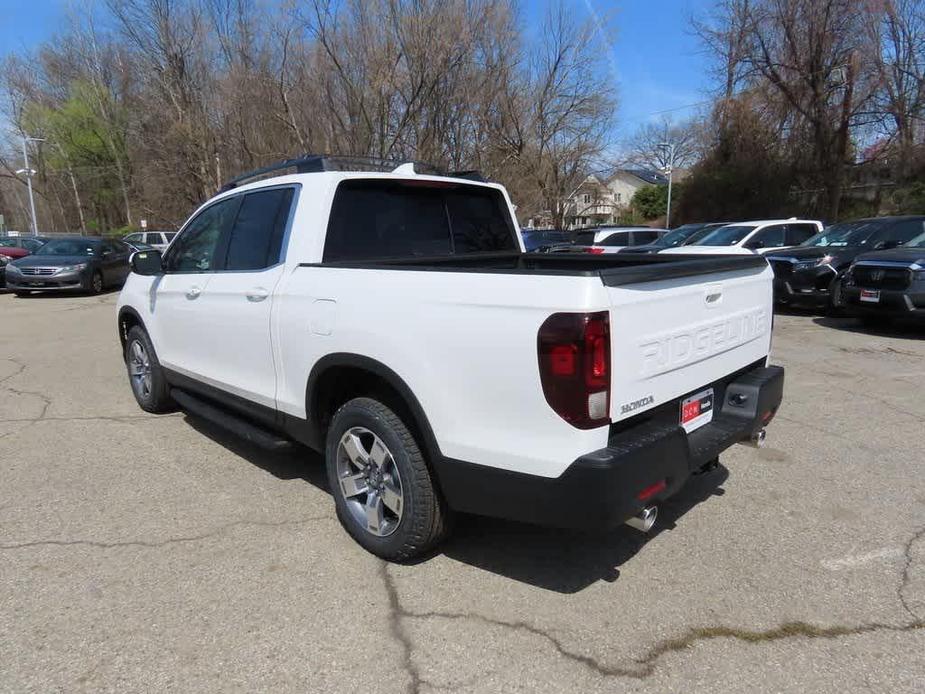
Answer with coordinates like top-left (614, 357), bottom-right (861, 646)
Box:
top-left (323, 180), bottom-right (516, 262)
top-left (786, 224), bottom-right (818, 245)
top-left (598, 232), bottom-right (631, 246)
top-left (630, 230), bottom-right (659, 245)
top-left (219, 187), bottom-right (295, 271)
top-left (144, 233), bottom-right (162, 245)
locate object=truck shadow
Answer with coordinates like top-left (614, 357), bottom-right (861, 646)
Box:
top-left (186, 415), bottom-right (729, 593)
top-left (813, 315), bottom-right (925, 339)
top-left (434, 465), bottom-right (729, 593)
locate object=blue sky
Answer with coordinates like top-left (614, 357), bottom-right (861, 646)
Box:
top-left (0, 0), bottom-right (715, 143)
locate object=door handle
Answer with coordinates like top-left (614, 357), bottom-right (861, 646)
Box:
top-left (246, 287), bottom-right (270, 302)
top-left (186, 286), bottom-right (202, 300)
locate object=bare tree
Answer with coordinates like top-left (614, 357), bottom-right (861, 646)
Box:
top-left (622, 116), bottom-right (706, 171)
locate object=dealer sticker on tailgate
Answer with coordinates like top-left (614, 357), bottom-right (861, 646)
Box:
top-left (680, 388), bottom-right (714, 433)
top-left (860, 289), bottom-right (880, 303)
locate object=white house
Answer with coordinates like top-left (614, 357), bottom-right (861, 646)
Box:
top-left (563, 169), bottom-right (668, 229)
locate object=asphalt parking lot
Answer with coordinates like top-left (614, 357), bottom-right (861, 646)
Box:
top-left (1, 291), bottom-right (923, 692)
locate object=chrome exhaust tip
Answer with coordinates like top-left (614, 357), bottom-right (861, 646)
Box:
top-left (741, 429), bottom-right (767, 448)
top-left (625, 505), bottom-right (658, 533)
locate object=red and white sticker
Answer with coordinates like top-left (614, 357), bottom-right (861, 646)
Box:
top-left (680, 388), bottom-right (714, 433)
top-left (860, 289), bottom-right (880, 303)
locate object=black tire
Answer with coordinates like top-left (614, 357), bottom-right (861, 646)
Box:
top-left (325, 397), bottom-right (451, 561)
top-left (89, 270), bottom-right (104, 295)
top-left (124, 325), bottom-right (175, 413)
top-left (826, 276), bottom-right (844, 316)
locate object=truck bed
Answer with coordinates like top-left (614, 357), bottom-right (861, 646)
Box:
top-left (304, 251), bottom-right (769, 287)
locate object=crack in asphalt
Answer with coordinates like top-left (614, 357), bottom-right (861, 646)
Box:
top-left (402, 610), bottom-right (924, 682)
top-left (0, 515), bottom-right (330, 552)
top-left (898, 525), bottom-right (925, 621)
top-left (380, 562), bottom-right (425, 694)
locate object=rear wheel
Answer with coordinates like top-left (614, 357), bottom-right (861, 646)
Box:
top-left (125, 326), bottom-right (175, 413)
top-left (325, 397), bottom-right (451, 561)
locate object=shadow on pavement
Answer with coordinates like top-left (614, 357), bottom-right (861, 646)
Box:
top-left (435, 464), bottom-right (729, 593)
top-left (185, 412), bottom-right (729, 593)
top-left (812, 315), bottom-right (925, 340)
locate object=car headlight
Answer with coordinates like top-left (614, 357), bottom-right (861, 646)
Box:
top-left (914, 269), bottom-right (925, 282)
top-left (58, 263), bottom-right (89, 272)
top-left (0, 254), bottom-right (10, 265)
top-left (5, 262), bottom-right (21, 273)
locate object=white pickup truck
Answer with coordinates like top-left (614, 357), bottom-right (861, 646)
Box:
top-left (117, 156), bottom-right (784, 561)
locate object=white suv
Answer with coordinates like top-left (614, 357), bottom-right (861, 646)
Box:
top-left (660, 219), bottom-right (823, 256)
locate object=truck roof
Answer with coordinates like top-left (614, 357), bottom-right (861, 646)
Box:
top-left (219, 154), bottom-right (491, 193)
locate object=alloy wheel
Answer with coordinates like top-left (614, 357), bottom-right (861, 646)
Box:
top-left (335, 426), bottom-right (404, 537)
top-left (128, 340), bottom-right (153, 401)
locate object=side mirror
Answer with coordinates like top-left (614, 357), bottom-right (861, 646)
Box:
top-left (131, 250), bottom-right (163, 276)
top-left (876, 240), bottom-right (901, 250)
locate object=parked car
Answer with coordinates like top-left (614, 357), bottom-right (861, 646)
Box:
top-left (841, 220), bottom-right (925, 325)
top-left (618, 222), bottom-right (729, 254)
top-left (123, 239), bottom-right (157, 253)
top-left (566, 227), bottom-right (669, 253)
top-left (521, 229), bottom-right (571, 252)
top-left (117, 155), bottom-right (784, 561)
top-left (765, 216), bottom-right (925, 311)
top-left (123, 230), bottom-right (177, 252)
top-left (0, 235), bottom-right (50, 253)
top-left (0, 245), bottom-right (29, 287)
top-left (660, 219), bottom-right (823, 256)
top-left (6, 237), bottom-right (132, 296)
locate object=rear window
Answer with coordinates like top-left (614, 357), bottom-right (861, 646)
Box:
top-left (323, 180), bottom-right (517, 262)
top-left (598, 232), bottom-right (631, 246)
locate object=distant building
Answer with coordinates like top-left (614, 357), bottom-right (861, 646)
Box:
top-left (564, 169), bottom-right (668, 229)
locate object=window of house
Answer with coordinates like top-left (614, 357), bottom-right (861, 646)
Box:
top-left (582, 194), bottom-right (591, 204)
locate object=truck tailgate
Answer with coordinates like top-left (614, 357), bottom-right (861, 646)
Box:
top-left (607, 264), bottom-right (772, 422)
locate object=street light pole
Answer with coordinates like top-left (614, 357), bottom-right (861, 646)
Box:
top-left (18, 136), bottom-right (45, 236)
top-left (657, 142), bottom-right (675, 229)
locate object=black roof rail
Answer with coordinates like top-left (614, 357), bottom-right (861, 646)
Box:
top-left (219, 154), bottom-right (487, 191)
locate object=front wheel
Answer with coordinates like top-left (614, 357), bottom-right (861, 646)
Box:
top-left (88, 271), bottom-right (103, 295)
top-left (124, 326), bottom-right (175, 413)
top-left (826, 276), bottom-right (844, 315)
top-left (325, 397), bottom-right (451, 561)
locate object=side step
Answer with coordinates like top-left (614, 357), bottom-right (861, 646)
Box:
top-left (170, 388), bottom-right (292, 451)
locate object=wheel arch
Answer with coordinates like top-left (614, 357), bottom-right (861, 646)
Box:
top-left (306, 354), bottom-right (443, 464)
top-left (117, 306), bottom-right (147, 351)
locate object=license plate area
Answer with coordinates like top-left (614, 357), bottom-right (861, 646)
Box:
top-left (860, 289), bottom-right (880, 303)
top-left (680, 388), bottom-right (714, 433)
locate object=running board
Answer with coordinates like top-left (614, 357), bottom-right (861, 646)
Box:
top-left (170, 388), bottom-right (292, 451)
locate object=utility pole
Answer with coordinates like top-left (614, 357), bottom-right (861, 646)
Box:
top-left (15, 135), bottom-right (45, 236)
top-left (657, 142), bottom-right (675, 229)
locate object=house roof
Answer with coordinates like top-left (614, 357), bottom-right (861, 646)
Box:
top-left (615, 169), bottom-right (668, 186)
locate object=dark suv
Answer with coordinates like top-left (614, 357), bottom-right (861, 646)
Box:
top-left (764, 216), bottom-right (925, 311)
top-left (842, 221), bottom-right (925, 324)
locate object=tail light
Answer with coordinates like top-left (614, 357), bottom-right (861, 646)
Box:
top-left (585, 247), bottom-right (605, 254)
top-left (537, 311), bottom-right (611, 429)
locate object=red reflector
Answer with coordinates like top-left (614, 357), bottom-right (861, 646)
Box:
top-left (762, 409), bottom-right (774, 423)
top-left (549, 344), bottom-right (577, 376)
top-left (585, 247), bottom-right (605, 254)
top-left (637, 479), bottom-right (667, 501)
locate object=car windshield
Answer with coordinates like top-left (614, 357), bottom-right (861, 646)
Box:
top-left (801, 220), bottom-right (881, 247)
top-left (695, 225), bottom-right (757, 246)
top-left (658, 224), bottom-right (718, 247)
top-left (36, 239), bottom-right (100, 256)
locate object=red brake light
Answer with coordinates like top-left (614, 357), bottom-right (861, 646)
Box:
top-left (585, 247), bottom-right (605, 254)
top-left (537, 312), bottom-right (611, 429)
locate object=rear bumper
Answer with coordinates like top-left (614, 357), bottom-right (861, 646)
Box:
top-left (434, 364), bottom-right (784, 530)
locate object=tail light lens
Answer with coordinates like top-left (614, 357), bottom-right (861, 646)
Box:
top-left (585, 247), bottom-right (605, 254)
top-left (537, 311), bottom-right (611, 429)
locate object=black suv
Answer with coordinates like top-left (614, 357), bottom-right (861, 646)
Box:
top-left (842, 222), bottom-right (925, 324)
top-left (764, 216), bottom-right (925, 311)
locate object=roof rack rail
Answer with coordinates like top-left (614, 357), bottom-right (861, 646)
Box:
top-left (219, 154), bottom-right (487, 191)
